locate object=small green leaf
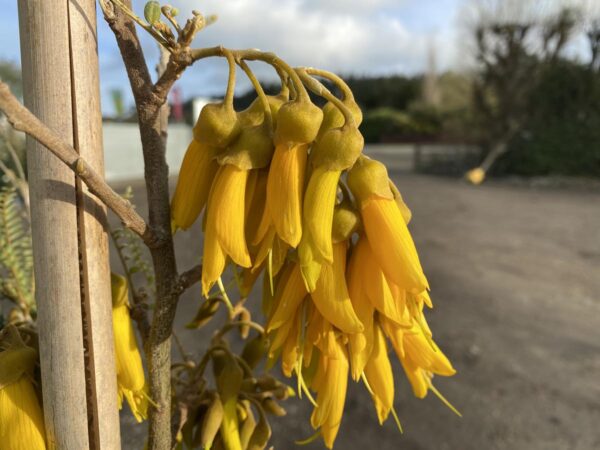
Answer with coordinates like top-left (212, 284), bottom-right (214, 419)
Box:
top-left (144, 1), bottom-right (161, 25)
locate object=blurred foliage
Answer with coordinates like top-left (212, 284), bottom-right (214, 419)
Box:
top-left (345, 75), bottom-right (421, 110)
top-left (1, 62), bottom-right (27, 190)
top-left (471, 6), bottom-right (600, 176)
top-left (0, 62), bottom-right (22, 99)
top-left (497, 60), bottom-right (600, 176)
top-left (0, 188), bottom-right (34, 319)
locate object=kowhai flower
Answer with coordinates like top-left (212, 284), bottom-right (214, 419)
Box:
top-left (111, 273), bottom-right (149, 422)
top-left (465, 167), bottom-right (486, 185)
top-left (266, 98), bottom-right (323, 247)
top-left (348, 156), bottom-right (429, 294)
top-left (0, 344), bottom-right (46, 450)
top-left (170, 65), bottom-right (459, 449)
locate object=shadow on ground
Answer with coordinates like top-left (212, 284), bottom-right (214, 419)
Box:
top-left (113, 173), bottom-right (600, 450)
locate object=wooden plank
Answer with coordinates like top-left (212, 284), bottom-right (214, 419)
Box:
top-left (17, 1), bottom-right (90, 448)
top-left (68, 1), bottom-right (121, 448)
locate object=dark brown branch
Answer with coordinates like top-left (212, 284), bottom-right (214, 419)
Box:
top-left (152, 49), bottom-right (193, 103)
top-left (102, 3), bottom-right (180, 449)
top-left (0, 82), bottom-right (157, 247)
top-left (174, 264), bottom-right (203, 297)
top-left (101, 0), bottom-right (154, 102)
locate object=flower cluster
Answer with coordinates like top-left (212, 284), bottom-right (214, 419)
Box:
top-left (171, 62), bottom-right (458, 448)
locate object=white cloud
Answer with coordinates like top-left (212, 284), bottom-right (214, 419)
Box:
top-left (155, 0), bottom-right (459, 97)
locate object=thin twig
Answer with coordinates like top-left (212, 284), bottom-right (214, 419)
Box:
top-left (174, 264), bottom-right (203, 296)
top-left (0, 82), bottom-right (157, 247)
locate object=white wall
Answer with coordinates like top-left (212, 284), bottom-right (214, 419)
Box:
top-left (102, 122), bottom-right (192, 182)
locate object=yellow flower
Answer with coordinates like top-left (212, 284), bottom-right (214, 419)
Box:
top-left (385, 318), bottom-right (455, 399)
top-left (267, 263), bottom-right (308, 333)
top-left (348, 156), bottom-right (428, 294)
top-left (266, 143), bottom-right (309, 247)
top-left (363, 325), bottom-right (394, 424)
top-left (310, 336), bottom-right (349, 449)
top-left (202, 164), bottom-right (252, 295)
top-left (301, 166), bottom-right (340, 263)
top-left (360, 235), bottom-right (411, 327)
top-left (465, 167), bottom-right (485, 185)
top-left (346, 235), bottom-right (375, 380)
top-left (111, 273), bottom-right (148, 422)
top-left (299, 123), bottom-right (363, 289)
top-left (170, 139), bottom-right (218, 231)
top-left (0, 346), bottom-right (46, 450)
top-left (389, 179), bottom-right (412, 224)
top-left (311, 242), bottom-right (363, 334)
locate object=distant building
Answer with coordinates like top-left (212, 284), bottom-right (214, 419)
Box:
top-left (182, 96), bottom-right (213, 126)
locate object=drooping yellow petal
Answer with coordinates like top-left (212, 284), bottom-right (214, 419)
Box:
top-left (266, 143), bottom-right (308, 247)
top-left (113, 304), bottom-right (145, 393)
top-left (310, 338), bottom-right (349, 449)
top-left (281, 314), bottom-right (300, 377)
top-left (381, 317), bottom-right (405, 359)
top-left (389, 179), bottom-right (412, 224)
top-left (400, 357), bottom-right (429, 399)
top-left (403, 327), bottom-right (456, 377)
top-left (362, 237), bottom-right (411, 327)
top-left (201, 213), bottom-right (226, 296)
top-left (346, 236), bottom-right (375, 380)
top-left (0, 345), bottom-right (46, 450)
top-left (201, 166), bottom-right (237, 295)
top-left (220, 396), bottom-right (242, 450)
top-left (364, 326), bottom-right (395, 424)
top-left (311, 242), bottom-right (363, 334)
top-left (361, 197), bottom-right (428, 294)
top-left (298, 232), bottom-right (322, 292)
top-left (111, 274), bottom-right (148, 422)
top-left (245, 170), bottom-right (269, 246)
top-left (268, 300), bottom-right (300, 357)
top-left (244, 169), bottom-right (259, 218)
top-left (0, 377), bottom-right (46, 450)
top-left (211, 164), bottom-right (252, 267)
top-left (170, 139), bottom-right (218, 231)
top-left (303, 167), bottom-right (341, 263)
top-left (267, 264), bottom-right (308, 332)
top-left (313, 318), bottom-right (340, 360)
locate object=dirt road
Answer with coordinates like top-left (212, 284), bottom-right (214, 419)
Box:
top-left (117, 173), bottom-right (600, 450)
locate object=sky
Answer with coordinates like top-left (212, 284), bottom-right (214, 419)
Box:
top-left (0, 0), bottom-right (595, 115)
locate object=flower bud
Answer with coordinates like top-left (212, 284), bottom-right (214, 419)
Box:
top-left (317, 99), bottom-right (363, 140)
top-left (200, 393), bottom-right (224, 449)
top-left (247, 407), bottom-right (272, 450)
top-left (241, 334), bottom-right (269, 369)
top-left (239, 406), bottom-right (257, 449)
top-left (262, 397), bottom-right (287, 417)
top-left (311, 124), bottom-right (364, 171)
top-left (274, 99), bottom-right (323, 146)
top-left (194, 103), bottom-right (241, 148)
top-left (216, 122), bottom-right (274, 170)
top-left (347, 156), bottom-right (394, 202)
top-left (185, 297), bottom-right (220, 329)
top-left (331, 204), bottom-right (360, 243)
top-left (239, 95), bottom-right (286, 128)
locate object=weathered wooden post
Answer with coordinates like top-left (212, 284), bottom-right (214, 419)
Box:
top-left (18, 0), bottom-right (121, 448)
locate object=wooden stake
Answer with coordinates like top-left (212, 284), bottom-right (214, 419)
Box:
top-left (18, 0), bottom-right (120, 448)
top-left (68, 0), bottom-right (122, 448)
